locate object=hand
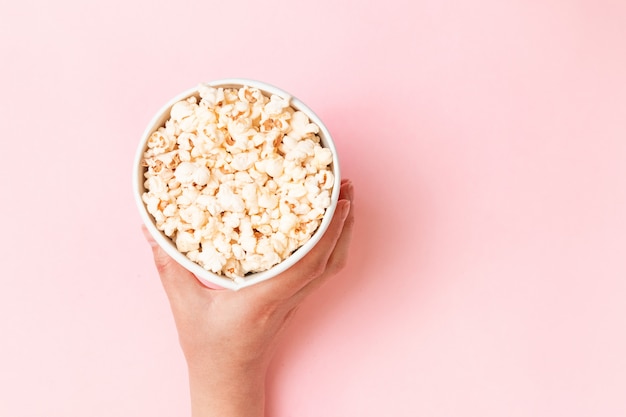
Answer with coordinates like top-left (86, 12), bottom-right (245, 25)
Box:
top-left (143, 179), bottom-right (355, 417)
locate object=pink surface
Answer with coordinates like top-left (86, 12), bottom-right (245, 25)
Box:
top-left (1, 1), bottom-right (625, 416)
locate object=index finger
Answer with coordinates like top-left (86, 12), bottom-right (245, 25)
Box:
top-left (246, 181), bottom-right (353, 302)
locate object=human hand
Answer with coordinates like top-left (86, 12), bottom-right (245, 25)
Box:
top-left (143, 179), bottom-right (355, 417)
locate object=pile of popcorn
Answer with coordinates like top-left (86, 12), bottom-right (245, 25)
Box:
top-left (141, 84), bottom-right (335, 280)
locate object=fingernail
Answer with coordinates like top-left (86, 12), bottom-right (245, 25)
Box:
top-left (339, 200), bottom-right (351, 220)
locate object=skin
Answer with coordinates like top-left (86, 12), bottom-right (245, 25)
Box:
top-left (143, 179), bottom-right (355, 417)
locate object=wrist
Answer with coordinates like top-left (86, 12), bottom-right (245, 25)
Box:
top-left (187, 362), bottom-right (266, 417)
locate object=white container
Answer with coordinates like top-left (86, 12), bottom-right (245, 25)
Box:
top-left (133, 78), bottom-right (341, 290)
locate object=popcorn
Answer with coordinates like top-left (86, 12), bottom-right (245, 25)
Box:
top-left (142, 84), bottom-right (335, 280)
top-left (146, 128), bottom-right (177, 156)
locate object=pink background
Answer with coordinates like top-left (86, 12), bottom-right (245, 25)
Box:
top-left (1, 0), bottom-right (625, 415)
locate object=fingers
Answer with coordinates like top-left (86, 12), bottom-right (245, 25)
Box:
top-left (312, 179), bottom-right (354, 277)
top-left (315, 179), bottom-right (354, 276)
top-left (141, 226), bottom-right (205, 301)
top-left (293, 181), bottom-right (355, 299)
top-left (250, 180), bottom-right (354, 303)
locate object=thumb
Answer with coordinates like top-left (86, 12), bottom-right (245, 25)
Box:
top-left (141, 226), bottom-right (204, 299)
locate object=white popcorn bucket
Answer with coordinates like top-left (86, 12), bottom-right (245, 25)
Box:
top-left (133, 78), bottom-right (341, 290)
